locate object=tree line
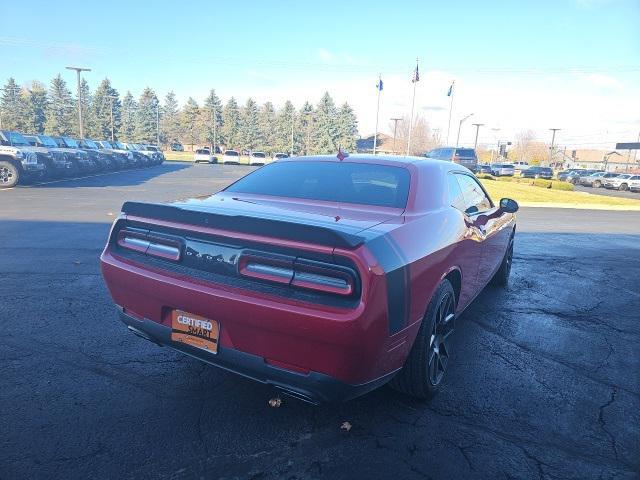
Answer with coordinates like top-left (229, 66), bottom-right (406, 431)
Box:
top-left (0, 75), bottom-right (359, 154)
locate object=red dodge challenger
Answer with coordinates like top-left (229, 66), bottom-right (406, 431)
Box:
top-left (101, 154), bottom-right (518, 403)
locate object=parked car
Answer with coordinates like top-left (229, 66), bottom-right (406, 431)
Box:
top-left (170, 142), bottom-right (184, 152)
top-left (221, 149), bottom-right (241, 164)
top-left (249, 151), bottom-right (267, 166)
top-left (520, 166), bottom-right (553, 179)
top-left (78, 138), bottom-right (127, 170)
top-left (23, 134), bottom-right (73, 177)
top-left (477, 164), bottom-right (493, 174)
top-left (96, 141), bottom-right (137, 168)
top-left (194, 148), bottom-right (216, 163)
top-left (101, 154), bottom-right (518, 403)
top-left (140, 144), bottom-right (165, 164)
top-left (67, 137), bottom-right (114, 171)
top-left (557, 168), bottom-right (587, 181)
top-left (272, 153), bottom-right (290, 161)
top-left (490, 163), bottom-right (515, 176)
top-left (424, 147), bottom-right (478, 172)
top-left (512, 162), bottom-right (529, 172)
top-left (579, 172), bottom-right (620, 188)
top-left (92, 140), bottom-right (132, 169)
top-left (628, 175), bottom-right (640, 192)
top-left (52, 136), bottom-right (97, 173)
top-left (0, 130), bottom-right (47, 187)
top-left (567, 169), bottom-right (601, 184)
top-left (603, 174), bottom-right (634, 190)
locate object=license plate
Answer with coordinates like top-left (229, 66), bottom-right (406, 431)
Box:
top-left (171, 310), bottom-right (219, 354)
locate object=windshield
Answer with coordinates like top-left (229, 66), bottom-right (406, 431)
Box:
top-left (83, 140), bottom-right (98, 149)
top-left (38, 135), bottom-right (58, 147)
top-left (7, 131), bottom-right (30, 146)
top-left (455, 149), bottom-right (476, 158)
top-left (226, 161), bottom-right (411, 209)
top-left (113, 142), bottom-right (125, 149)
top-left (62, 137), bottom-right (79, 148)
top-left (146, 146), bottom-right (158, 151)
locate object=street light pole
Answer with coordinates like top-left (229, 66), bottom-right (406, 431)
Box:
top-left (472, 123), bottom-right (484, 151)
top-left (105, 95), bottom-right (117, 142)
top-left (390, 117), bottom-right (402, 154)
top-left (66, 66), bottom-right (91, 138)
top-left (156, 103), bottom-right (160, 146)
top-left (456, 113), bottom-right (473, 147)
top-left (549, 128), bottom-right (561, 166)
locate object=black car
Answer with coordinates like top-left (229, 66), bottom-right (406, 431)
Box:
top-left (557, 168), bottom-right (587, 181)
top-left (78, 138), bottom-right (127, 170)
top-left (478, 164), bottom-right (492, 174)
top-left (521, 166), bottom-right (553, 179)
top-left (52, 136), bottom-right (96, 173)
top-left (23, 134), bottom-right (73, 178)
top-left (425, 147), bottom-right (479, 172)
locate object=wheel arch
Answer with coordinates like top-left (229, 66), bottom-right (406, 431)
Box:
top-left (0, 154), bottom-right (22, 170)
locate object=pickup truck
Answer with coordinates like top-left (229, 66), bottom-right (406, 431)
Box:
top-left (0, 130), bottom-right (47, 187)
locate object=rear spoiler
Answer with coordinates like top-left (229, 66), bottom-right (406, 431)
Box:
top-left (121, 201), bottom-right (365, 249)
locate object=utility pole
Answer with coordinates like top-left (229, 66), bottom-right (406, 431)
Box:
top-left (373, 74), bottom-right (383, 154)
top-left (156, 103), bottom-right (160, 146)
top-left (66, 66), bottom-right (91, 138)
top-left (407, 57), bottom-right (419, 156)
top-left (549, 128), bottom-right (561, 166)
top-left (472, 123), bottom-right (484, 151)
top-left (456, 113), bottom-right (473, 147)
top-left (634, 130), bottom-right (640, 164)
top-left (390, 117), bottom-right (402, 154)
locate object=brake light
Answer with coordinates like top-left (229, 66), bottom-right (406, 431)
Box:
top-left (238, 254), bottom-right (356, 296)
top-left (117, 229), bottom-right (182, 261)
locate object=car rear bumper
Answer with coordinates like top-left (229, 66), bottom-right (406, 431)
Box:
top-left (117, 306), bottom-right (396, 403)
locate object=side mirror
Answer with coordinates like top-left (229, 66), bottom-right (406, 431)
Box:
top-left (500, 198), bottom-right (519, 213)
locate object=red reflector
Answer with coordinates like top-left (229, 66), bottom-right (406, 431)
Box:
top-left (265, 358), bottom-right (310, 375)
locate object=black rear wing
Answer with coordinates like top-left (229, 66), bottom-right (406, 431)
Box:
top-left (121, 201), bottom-right (365, 249)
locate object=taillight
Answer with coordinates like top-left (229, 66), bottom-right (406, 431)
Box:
top-left (116, 228), bottom-right (182, 261)
top-left (238, 253), bottom-right (356, 296)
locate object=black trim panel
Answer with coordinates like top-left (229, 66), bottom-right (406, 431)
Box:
top-left (121, 201), bottom-right (365, 249)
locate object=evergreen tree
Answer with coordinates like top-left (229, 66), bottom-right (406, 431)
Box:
top-left (299, 101), bottom-right (315, 155)
top-left (134, 87), bottom-right (159, 143)
top-left (274, 101), bottom-right (296, 154)
top-left (239, 98), bottom-right (260, 151)
top-left (120, 91), bottom-right (137, 142)
top-left (221, 97), bottom-right (241, 149)
top-left (91, 78), bottom-right (120, 140)
top-left (1, 78), bottom-right (28, 132)
top-left (336, 102), bottom-right (358, 152)
top-left (74, 78), bottom-right (95, 138)
top-left (45, 74), bottom-right (75, 136)
top-left (201, 89), bottom-right (223, 151)
top-left (258, 101), bottom-right (276, 152)
top-left (161, 91), bottom-right (180, 145)
top-left (24, 81), bottom-right (48, 134)
top-left (311, 92), bottom-right (338, 154)
top-left (180, 97), bottom-right (201, 148)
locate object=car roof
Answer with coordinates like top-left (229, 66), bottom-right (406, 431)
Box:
top-left (278, 154), bottom-right (448, 168)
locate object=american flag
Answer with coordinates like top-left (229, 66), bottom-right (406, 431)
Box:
top-left (412, 63), bottom-right (420, 83)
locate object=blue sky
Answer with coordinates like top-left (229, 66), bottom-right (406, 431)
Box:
top-left (2, 0), bottom-right (639, 148)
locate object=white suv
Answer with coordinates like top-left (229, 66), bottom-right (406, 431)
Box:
top-left (194, 148), bottom-right (215, 163)
top-left (490, 163), bottom-right (515, 176)
top-left (249, 151), bottom-right (267, 166)
top-left (221, 150), bottom-right (240, 164)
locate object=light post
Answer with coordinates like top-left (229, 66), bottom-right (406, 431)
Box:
top-left (472, 123), bottom-right (484, 151)
top-left (65, 66), bottom-right (91, 138)
top-left (456, 113), bottom-right (473, 147)
top-left (549, 128), bottom-right (561, 166)
top-left (105, 95), bottom-right (118, 142)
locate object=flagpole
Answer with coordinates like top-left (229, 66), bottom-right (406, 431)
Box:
top-left (407, 58), bottom-right (418, 155)
top-left (446, 81), bottom-right (455, 145)
top-left (373, 74), bottom-right (381, 155)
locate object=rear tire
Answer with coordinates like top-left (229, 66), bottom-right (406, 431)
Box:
top-left (619, 183), bottom-right (629, 191)
top-left (389, 280), bottom-right (456, 399)
top-left (0, 161), bottom-right (19, 188)
top-left (491, 234), bottom-right (514, 286)
top-left (594, 180), bottom-right (602, 188)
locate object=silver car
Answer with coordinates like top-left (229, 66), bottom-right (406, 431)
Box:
top-left (490, 163), bottom-right (515, 176)
top-left (603, 174), bottom-right (634, 190)
top-left (579, 172), bottom-right (619, 188)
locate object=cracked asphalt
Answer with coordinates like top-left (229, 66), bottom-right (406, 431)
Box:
top-left (1, 162), bottom-right (639, 480)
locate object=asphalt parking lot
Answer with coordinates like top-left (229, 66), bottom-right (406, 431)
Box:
top-left (1, 162), bottom-right (639, 480)
top-left (573, 184), bottom-right (640, 199)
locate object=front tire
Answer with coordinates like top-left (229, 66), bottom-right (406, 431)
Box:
top-left (389, 280), bottom-right (456, 399)
top-left (619, 183), bottom-right (629, 191)
top-left (491, 234), bottom-right (514, 286)
top-left (593, 180), bottom-right (602, 188)
top-left (0, 161), bottom-right (20, 188)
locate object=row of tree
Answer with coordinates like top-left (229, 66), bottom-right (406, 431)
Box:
top-left (0, 76), bottom-right (359, 154)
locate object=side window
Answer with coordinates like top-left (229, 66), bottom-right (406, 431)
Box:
top-left (447, 173), bottom-right (466, 211)
top-left (455, 174), bottom-right (493, 215)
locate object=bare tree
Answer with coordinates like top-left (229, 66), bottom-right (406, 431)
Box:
top-left (390, 114), bottom-right (438, 155)
top-left (512, 129), bottom-right (536, 162)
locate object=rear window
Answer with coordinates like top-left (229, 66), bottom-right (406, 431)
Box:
top-left (225, 161), bottom-right (411, 209)
top-left (224, 150), bottom-right (239, 156)
top-left (274, 153), bottom-right (289, 159)
top-left (195, 149), bottom-right (210, 154)
top-left (252, 152), bottom-right (266, 158)
top-left (454, 149), bottom-right (476, 159)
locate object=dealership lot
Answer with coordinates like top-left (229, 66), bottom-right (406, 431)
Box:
top-left (1, 162), bottom-right (639, 480)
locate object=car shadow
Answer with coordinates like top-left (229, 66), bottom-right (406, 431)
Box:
top-left (23, 162), bottom-right (190, 189)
